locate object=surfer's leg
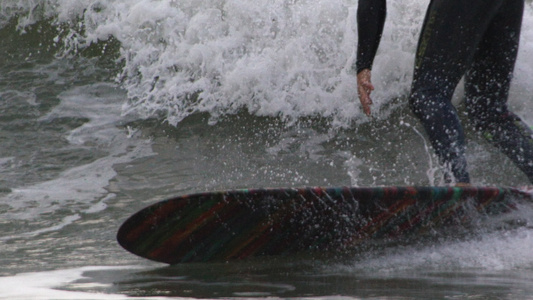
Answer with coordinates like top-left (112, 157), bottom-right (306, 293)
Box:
top-left (409, 88), bottom-right (470, 182)
top-left (410, 71), bottom-right (469, 183)
top-left (409, 0), bottom-right (507, 183)
top-left (409, 0), bottom-right (472, 183)
top-left (465, 0), bottom-right (533, 183)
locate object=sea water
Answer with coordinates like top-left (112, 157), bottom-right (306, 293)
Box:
top-left (1, 0), bottom-right (533, 299)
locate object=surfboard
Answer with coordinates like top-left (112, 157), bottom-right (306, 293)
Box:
top-left (117, 186), bottom-right (532, 264)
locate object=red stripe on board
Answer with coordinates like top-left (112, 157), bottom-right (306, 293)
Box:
top-left (122, 198), bottom-right (189, 243)
top-left (147, 200), bottom-right (229, 262)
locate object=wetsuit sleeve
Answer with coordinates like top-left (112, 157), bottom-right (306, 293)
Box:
top-left (355, 0), bottom-right (386, 74)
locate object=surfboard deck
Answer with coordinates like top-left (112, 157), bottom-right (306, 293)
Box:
top-left (117, 186), bottom-right (532, 264)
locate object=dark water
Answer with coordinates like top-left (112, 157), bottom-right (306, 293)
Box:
top-left (1, 2), bottom-right (533, 299)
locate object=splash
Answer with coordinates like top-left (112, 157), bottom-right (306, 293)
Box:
top-left (354, 228), bottom-right (533, 272)
top-left (1, 0), bottom-right (532, 127)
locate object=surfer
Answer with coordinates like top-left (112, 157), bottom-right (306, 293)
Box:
top-left (356, 0), bottom-right (533, 184)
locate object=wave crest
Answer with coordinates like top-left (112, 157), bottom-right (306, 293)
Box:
top-left (3, 0), bottom-right (532, 127)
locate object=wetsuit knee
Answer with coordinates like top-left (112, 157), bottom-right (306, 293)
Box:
top-left (409, 87), bottom-right (444, 119)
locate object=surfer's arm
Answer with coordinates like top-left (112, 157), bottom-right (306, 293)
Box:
top-left (355, 0), bottom-right (386, 116)
top-left (356, 0), bottom-right (386, 73)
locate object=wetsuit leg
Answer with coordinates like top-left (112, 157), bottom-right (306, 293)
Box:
top-left (465, 0), bottom-right (533, 183)
top-left (409, 0), bottom-right (516, 183)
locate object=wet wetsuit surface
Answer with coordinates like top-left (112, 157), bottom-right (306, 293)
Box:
top-left (356, 0), bottom-right (533, 183)
top-left (356, 0), bottom-right (386, 73)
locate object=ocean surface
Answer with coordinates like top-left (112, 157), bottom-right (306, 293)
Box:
top-left (1, 0), bottom-right (533, 299)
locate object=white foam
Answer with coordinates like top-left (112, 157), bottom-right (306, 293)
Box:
top-left (0, 264), bottom-right (361, 300)
top-left (3, 0), bottom-right (532, 127)
top-left (511, 5), bottom-right (533, 126)
top-left (0, 83), bottom-right (154, 236)
top-left (0, 266), bottom-right (172, 300)
top-left (0, 214), bottom-right (81, 241)
top-left (0, 157), bottom-right (15, 172)
top-left (334, 227), bottom-right (533, 275)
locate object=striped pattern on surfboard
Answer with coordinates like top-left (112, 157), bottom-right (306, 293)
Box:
top-left (117, 186), bottom-right (531, 264)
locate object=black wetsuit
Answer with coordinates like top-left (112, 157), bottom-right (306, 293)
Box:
top-left (356, 0), bottom-right (533, 184)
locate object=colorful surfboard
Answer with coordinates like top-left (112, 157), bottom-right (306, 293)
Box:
top-left (117, 186), bottom-right (532, 264)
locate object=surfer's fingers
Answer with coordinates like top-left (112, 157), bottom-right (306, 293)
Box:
top-left (357, 69), bottom-right (374, 116)
top-left (358, 91), bottom-right (372, 116)
top-left (358, 96), bottom-right (373, 116)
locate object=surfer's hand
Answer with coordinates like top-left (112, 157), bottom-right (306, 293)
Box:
top-left (357, 69), bottom-right (374, 116)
